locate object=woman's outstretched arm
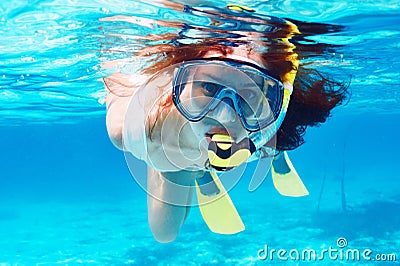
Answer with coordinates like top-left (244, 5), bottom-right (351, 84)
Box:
top-left (147, 168), bottom-right (197, 243)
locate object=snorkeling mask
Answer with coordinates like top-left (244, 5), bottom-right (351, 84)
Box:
top-left (172, 58), bottom-right (285, 132)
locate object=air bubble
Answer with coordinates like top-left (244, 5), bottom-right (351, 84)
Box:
top-left (101, 8), bottom-right (110, 14)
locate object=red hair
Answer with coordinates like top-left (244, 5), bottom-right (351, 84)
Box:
top-left (105, 17), bottom-right (349, 150)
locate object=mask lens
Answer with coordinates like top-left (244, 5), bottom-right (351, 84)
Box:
top-left (178, 81), bottom-right (224, 117)
top-left (239, 94), bottom-right (273, 127)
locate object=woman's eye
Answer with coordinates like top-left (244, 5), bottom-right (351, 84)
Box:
top-left (201, 82), bottom-right (223, 95)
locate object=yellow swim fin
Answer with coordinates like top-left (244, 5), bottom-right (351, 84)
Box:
top-left (196, 171), bottom-right (245, 234)
top-left (271, 151), bottom-right (309, 197)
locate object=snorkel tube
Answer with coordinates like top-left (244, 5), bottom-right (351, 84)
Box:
top-left (250, 19), bottom-right (299, 153)
top-left (206, 16), bottom-right (300, 163)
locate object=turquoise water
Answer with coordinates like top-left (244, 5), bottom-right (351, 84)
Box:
top-left (1, 0), bottom-right (400, 265)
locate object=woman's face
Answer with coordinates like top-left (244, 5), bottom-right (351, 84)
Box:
top-left (186, 51), bottom-right (267, 144)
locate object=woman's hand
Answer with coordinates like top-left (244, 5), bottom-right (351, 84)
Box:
top-left (147, 168), bottom-right (197, 242)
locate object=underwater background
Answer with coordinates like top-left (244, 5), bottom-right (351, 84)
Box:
top-left (1, 0), bottom-right (399, 265)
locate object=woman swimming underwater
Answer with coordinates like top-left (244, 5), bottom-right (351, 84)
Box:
top-left (104, 4), bottom-right (349, 243)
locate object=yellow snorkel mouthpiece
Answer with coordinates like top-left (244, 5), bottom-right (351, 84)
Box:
top-left (207, 133), bottom-right (256, 171)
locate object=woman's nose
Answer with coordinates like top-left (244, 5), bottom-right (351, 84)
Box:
top-left (211, 98), bottom-right (238, 123)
